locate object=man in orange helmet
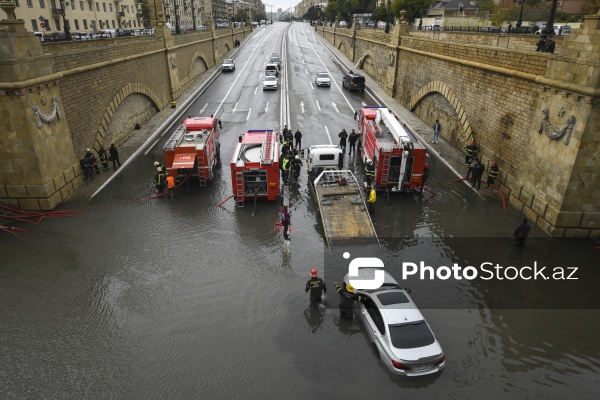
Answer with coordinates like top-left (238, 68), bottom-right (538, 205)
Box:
top-left (305, 268), bottom-right (327, 307)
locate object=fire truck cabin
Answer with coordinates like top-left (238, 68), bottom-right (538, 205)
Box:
top-left (230, 130), bottom-right (280, 205)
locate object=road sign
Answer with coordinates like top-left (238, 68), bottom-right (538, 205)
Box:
top-left (39, 15), bottom-right (44, 22)
top-left (40, 22), bottom-right (45, 29)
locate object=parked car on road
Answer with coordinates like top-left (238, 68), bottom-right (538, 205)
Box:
top-left (263, 75), bottom-right (278, 90)
top-left (315, 72), bottom-right (331, 87)
top-left (98, 29), bottom-right (116, 38)
top-left (72, 32), bottom-right (98, 40)
top-left (44, 32), bottom-right (69, 42)
top-left (116, 28), bottom-right (133, 37)
top-left (221, 58), bottom-right (235, 72)
top-left (343, 268), bottom-right (446, 377)
top-left (535, 24), bottom-right (571, 35)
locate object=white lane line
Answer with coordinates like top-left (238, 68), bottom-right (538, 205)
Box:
top-left (316, 100), bottom-right (321, 112)
top-left (305, 69), bottom-right (308, 74)
top-left (332, 102), bottom-right (339, 113)
top-left (213, 32), bottom-right (271, 116)
top-left (300, 102), bottom-right (305, 113)
top-left (310, 81), bottom-right (314, 90)
top-left (233, 102), bottom-right (238, 113)
top-left (265, 102), bottom-right (269, 112)
top-left (325, 126), bottom-right (332, 145)
top-left (247, 108), bottom-right (252, 121)
top-left (254, 86), bottom-right (258, 95)
top-left (199, 103), bottom-right (208, 114)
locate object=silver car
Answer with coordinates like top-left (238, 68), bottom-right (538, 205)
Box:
top-left (315, 72), bottom-right (331, 87)
top-left (344, 268), bottom-right (445, 377)
top-left (222, 58), bottom-right (235, 72)
top-left (263, 75), bottom-right (278, 90)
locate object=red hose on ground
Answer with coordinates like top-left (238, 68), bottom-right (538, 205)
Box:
top-left (216, 195), bottom-right (234, 207)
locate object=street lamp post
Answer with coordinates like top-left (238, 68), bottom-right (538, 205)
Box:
top-left (541, 0), bottom-right (558, 39)
top-left (190, 0), bottom-right (196, 30)
top-left (59, 0), bottom-right (70, 37)
top-left (174, 0), bottom-right (180, 34)
top-left (385, 0), bottom-right (391, 34)
top-left (516, 0), bottom-right (524, 30)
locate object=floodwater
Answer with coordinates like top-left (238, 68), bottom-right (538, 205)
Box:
top-left (1, 23), bottom-right (598, 399)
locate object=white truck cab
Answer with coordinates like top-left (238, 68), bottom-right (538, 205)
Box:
top-left (302, 145), bottom-right (344, 181)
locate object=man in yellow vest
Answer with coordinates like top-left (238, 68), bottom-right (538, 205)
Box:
top-left (368, 186), bottom-right (376, 215)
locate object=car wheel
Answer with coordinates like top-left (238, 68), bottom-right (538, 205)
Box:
top-left (372, 343), bottom-right (381, 359)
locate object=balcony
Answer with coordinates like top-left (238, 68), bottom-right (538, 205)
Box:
top-left (116, 11), bottom-right (125, 18)
top-left (51, 7), bottom-right (63, 16)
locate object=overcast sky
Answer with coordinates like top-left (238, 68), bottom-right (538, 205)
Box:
top-left (266, 1), bottom-right (297, 13)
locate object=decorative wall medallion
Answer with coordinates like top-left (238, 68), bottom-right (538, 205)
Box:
top-left (537, 107), bottom-right (576, 145)
top-left (170, 53), bottom-right (177, 69)
top-left (32, 96), bottom-right (60, 128)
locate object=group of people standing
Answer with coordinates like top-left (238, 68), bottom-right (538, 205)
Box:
top-left (279, 125), bottom-right (304, 185)
top-left (79, 144), bottom-right (121, 183)
top-left (153, 161), bottom-right (176, 199)
top-left (464, 140), bottom-right (499, 190)
top-left (304, 268), bottom-right (367, 320)
top-left (338, 128), bottom-right (360, 156)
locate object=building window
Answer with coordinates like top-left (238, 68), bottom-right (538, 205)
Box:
top-left (55, 18), bottom-right (61, 31)
top-left (71, 1), bottom-right (74, 9)
top-left (102, 2), bottom-right (106, 12)
top-left (96, 2), bottom-right (99, 11)
top-left (74, 19), bottom-right (79, 29)
top-left (27, 0), bottom-right (33, 7)
top-left (31, 19), bottom-right (38, 30)
top-left (83, 19), bottom-right (87, 29)
top-left (15, 0), bottom-right (19, 7)
top-left (79, 1), bottom-right (83, 10)
top-left (109, 3), bottom-right (112, 11)
top-left (39, 0), bottom-right (45, 8)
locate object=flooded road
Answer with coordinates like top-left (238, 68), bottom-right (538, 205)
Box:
top-left (1, 23), bottom-right (599, 399)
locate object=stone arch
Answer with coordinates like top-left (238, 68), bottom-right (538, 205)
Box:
top-left (94, 83), bottom-right (161, 149)
top-left (357, 53), bottom-right (378, 78)
top-left (188, 50), bottom-right (209, 80)
top-left (224, 43), bottom-right (231, 53)
top-left (337, 41), bottom-right (346, 54)
top-left (408, 81), bottom-right (473, 141)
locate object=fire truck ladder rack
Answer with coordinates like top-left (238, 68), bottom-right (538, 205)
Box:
top-left (235, 169), bottom-right (245, 207)
top-left (260, 130), bottom-right (275, 165)
top-left (164, 126), bottom-right (186, 150)
top-left (380, 151), bottom-right (390, 187)
top-left (197, 151), bottom-right (207, 187)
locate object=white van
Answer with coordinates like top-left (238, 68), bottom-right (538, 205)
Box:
top-left (98, 29), bottom-right (116, 38)
top-left (34, 31), bottom-right (44, 42)
top-left (339, 21), bottom-right (348, 28)
top-left (554, 24), bottom-right (571, 35)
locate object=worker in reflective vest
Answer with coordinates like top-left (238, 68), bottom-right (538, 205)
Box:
top-left (464, 140), bottom-right (480, 167)
top-left (166, 173), bottom-right (176, 199)
top-left (334, 282), bottom-right (367, 319)
top-left (365, 160), bottom-right (375, 188)
top-left (154, 168), bottom-right (166, 193)
top-left (486, 161), bottom-right (499, 189)
top-left (368, 187), bottom-right (376, 215)
top-left (281, 156), bottom-right (290, 184)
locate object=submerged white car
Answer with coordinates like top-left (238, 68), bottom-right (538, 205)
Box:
top-left (315, 72), bottom-right (331, 87)
top-left (263, 75), bottom-right (278, 90)
top-left (344, 268), bottom-right (445, 377)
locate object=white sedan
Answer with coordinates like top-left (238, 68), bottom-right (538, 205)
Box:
top-left (263, 75), bottom-right (278, 90)
top-left (315, 72), bottom-right (331, 87)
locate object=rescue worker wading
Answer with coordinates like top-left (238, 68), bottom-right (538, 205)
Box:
top-left (305, 268), bottom-right (327, 307)
top-left (422, 163), bottom-right (430, 187)
top-left (281, 155), bottom-right (291, 185)
top-left (281, 206), bottom-right (291, 241)
top-left (464, 140), bottom-right (480, 167)
top-left (365, 160), bottom-right (375, 189)
top-left (368, 186), bottom-right (376, 215)
top-left (334, 282), bottom-right (366, 319)
top-left (166, 173), bottom-right (176, 199)
top-left (154, 168), bottom-right (166, 193)
top-left (290, 155), bottom-right (303, 183)
top-left (154, 161), bottom-right (165, 174)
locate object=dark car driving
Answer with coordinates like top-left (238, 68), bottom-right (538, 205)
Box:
top-left (342, 72), bottom-right (366, 92)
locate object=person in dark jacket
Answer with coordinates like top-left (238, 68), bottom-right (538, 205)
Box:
top-left (513, 218), bottom-right (531, 246)
top-left (544, 35), bottom-right (556, 53)
top-left (422, 163), bottom-right (430, 186)
top-left (348, 129), bottom-right (359, 155)
top-left (536, 37), bottom-right (546, 52)
top-left (109, 143), bottom-right (121, 170)
top-left (471, 160), bottom-right (485, 190)
top-left (85, 148), bottom-right (101, 174)
top-left (365, 160), bottom-right (375, 188)
top-left (154, 168), bottom-right (166, 193)
top-left (486, 161), bottom-right (499, 189)
top-left (98, 145), bottom-right (110, 171)
top-left (338, 129), bottom-right (348, 152)
top-left (281, 206), bottom-right (291, 240)
top-left (290, 155), bottom-right (303, 183)
top-left (305, 268), bottom-right (327, 307)
top-left (294, 129), bottom-right (302, 149)
top-left (334, 282), bottom-right (366, 319)
top-left (464, 140), bottom-right (480, 167)
top-left (79, 158), bottom-right (94, 182)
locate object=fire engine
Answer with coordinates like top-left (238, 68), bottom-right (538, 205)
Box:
top-left (163, 116), bottom-right (220, 186)
top-left (357, 106), bottom-right (427, 192)
top-left (230, 130), bottom-right (280, 206)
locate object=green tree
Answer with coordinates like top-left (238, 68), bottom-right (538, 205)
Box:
top-left (372, 5), bottom-right (388, 22)
top-left (584, 0), bottom-right (600, 14)
top-left (390, 0), bottom-right (436, 24)
top-left (475, 0), bottom-right (495, 14)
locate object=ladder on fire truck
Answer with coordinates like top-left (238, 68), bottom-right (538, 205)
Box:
top-left (379, 151), bottom-right (391, 187)
top-left (197, 151), bottom-right (207, 187)
top-left (235, 169), bottom-right (244, 207)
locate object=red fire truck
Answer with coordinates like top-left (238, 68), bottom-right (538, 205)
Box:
top-left (357, 106), bottom-right (427, 192)
top-left (230, 130), bottom-right (280, 206)
top-left (163, 116), bottom-right (220, 186)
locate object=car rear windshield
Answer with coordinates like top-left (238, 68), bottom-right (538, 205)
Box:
top-left (352, 77), bottom-right (365, 83)
top-left (389, 321), bottom-right (435, 349)
top-left (376, 292), bottom-right (409, 305)
top-left (224, 59), bottom-right (233, 63)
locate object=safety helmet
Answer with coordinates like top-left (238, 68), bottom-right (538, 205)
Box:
top-left (86, 148), bottom-right (91, 152)
top-left (472, 140), bottom-right (476, 145)
top-left (295, 155), bottom-right (300, 160)
top-left (310, 268), bottom-right (318, 277)
top-left (425, 163), bottom-right (430, 168)
top-left (492, 161), bottom-right (498, 166)
top-left (154, 161), bottom-right (159, 167)
top-left (367, 160), bottom-right (372, 165)
top-left (346, 284), bottom-right (355, 293)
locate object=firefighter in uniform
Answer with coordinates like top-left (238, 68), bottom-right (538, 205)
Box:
top-left (486, 161), bottom-right (499, 189)
top-left (365, 160), bottom-right (375, 188)
top-left (281, 140), bottom-right (290, 157)
top-left (290, 155), bottom-right (303, 183)
top-left (422, 163), bottom-right (430, 187)
top-left (85, 148), bottom-right (101, 174)
top-left (98, 145), bottom-right (110, 172)
top-left (281, 155), bottom-right (291, 185)
top-left (154, 161), bottom-right (165, 174)
top-left (334, 282), bottom-right (366, 319)
top-left (154, 167), bottom-right (166, 193)
top-left (464, 140), bottom-right (480, 167)
top-left (305, 268), bottom-right (327, 307)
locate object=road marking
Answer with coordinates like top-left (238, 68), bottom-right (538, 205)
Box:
top-left (325, 126), bottom-right (332, 145)
top-left (199, 103), bottom-right (208, 114)
top-left (332, 102), bottom-right (339, 113)
top-left (254, 86), bottom-right (258, 95)
top-left (247, 108), bottom-right (252, 121)
top-left (305, 69), bottom-right (308, 74)
top-left (300, 102), bottom-right (305, 113)
top-left (316, 100), bottom-right (321, 111)
top-left (310, 81), bottom-right (314, 90)
top-left (265, 102), bottom-right (269, 112)
top-left (233, 102), bottom-right (238, 113)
